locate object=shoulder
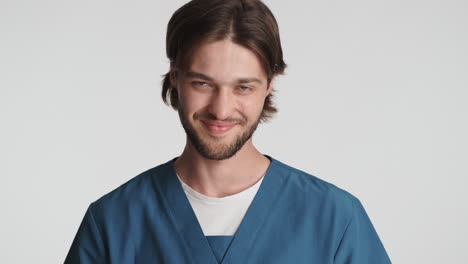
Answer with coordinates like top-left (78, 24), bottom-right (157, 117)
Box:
top-left (88, 162), bottom-right (166, 214)
top-left (271, 157), bottom-right (359, 214)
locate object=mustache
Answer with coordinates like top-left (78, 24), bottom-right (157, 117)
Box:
top-left (194, 112), bottom-right (246, 124)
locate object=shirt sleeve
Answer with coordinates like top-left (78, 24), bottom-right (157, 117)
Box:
top-left (64, 203), bottom-right (107, 264)
top-left (334, 197), bottom-right (392, 264)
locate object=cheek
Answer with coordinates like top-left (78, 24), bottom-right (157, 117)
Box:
top-left (239, 96), bottom-right (265, 118)
top-left (179, 89), bottom-right (208, 115)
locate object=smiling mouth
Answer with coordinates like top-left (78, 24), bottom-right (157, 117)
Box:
top-left (201, 120), bottom-right (237, 135)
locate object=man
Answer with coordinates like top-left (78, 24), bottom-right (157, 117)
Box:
top-left (65, 0), bottom-right (391, 263)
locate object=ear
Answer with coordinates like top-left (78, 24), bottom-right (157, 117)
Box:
top-left (266, 77), bottom-right (275, 96)
top-left (169, 66), bottom-right (178, 89)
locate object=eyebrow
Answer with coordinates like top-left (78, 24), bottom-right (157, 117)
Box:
top-left (184, 71), bottom-right (263, 85)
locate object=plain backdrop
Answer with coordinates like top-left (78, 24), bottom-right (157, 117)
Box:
top-left (1, 0), bottom-right (467, 263)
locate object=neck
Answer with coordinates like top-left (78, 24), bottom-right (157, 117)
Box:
top-left (173, 137), bottom-right (270, 198)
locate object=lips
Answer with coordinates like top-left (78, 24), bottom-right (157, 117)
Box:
top-left (201, 120), bottom-right (237, 135)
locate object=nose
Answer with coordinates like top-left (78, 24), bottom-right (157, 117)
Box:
top-left (208, 88), bottom-right (234, 121)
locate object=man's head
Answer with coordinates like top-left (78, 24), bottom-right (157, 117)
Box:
top-left (162, 0), bottom-right (286, 160)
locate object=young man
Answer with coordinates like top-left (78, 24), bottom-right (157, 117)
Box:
top-left (65, 0), bottom-right (391, 263)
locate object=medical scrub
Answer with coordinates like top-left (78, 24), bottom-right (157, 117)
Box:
top-left (65, 155), bottom-right (391, 263)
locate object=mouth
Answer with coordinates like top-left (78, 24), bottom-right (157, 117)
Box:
top-left (201, 120), bottom-right (237, 135)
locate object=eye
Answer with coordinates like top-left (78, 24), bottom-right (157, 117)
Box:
top-left (192, 81), bottom-right (210, 87)
top-left (238, 85), bottom-right (253, 92)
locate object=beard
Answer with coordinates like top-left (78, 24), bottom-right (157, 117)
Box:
top-left (178, 105), bottom-right (262, 161)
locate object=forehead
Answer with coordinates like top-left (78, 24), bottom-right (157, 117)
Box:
top-left (186, 40), bottom-right (267, 83)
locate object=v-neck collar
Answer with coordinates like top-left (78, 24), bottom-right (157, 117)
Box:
top-left (153, 155), bottom-right (284, 264)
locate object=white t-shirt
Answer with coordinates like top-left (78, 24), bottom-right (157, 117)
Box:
top-left (176, 173), bottom-right (264, 236)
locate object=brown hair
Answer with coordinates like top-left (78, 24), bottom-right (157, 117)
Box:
top-left (161, 0), bottom-right (286, 122)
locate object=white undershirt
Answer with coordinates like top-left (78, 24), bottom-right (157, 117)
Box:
top-left (176, 173), bottom-right (264, 236)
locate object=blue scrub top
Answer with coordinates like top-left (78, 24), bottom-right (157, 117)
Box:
top-left (65, 155), bottom-right (391, 263)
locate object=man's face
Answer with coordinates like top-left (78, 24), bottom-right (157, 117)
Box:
top-left (174, 39), bottom-right (272, 161)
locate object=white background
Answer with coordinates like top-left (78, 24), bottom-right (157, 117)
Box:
top-left (1, 0), bottom-right (467, 263)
